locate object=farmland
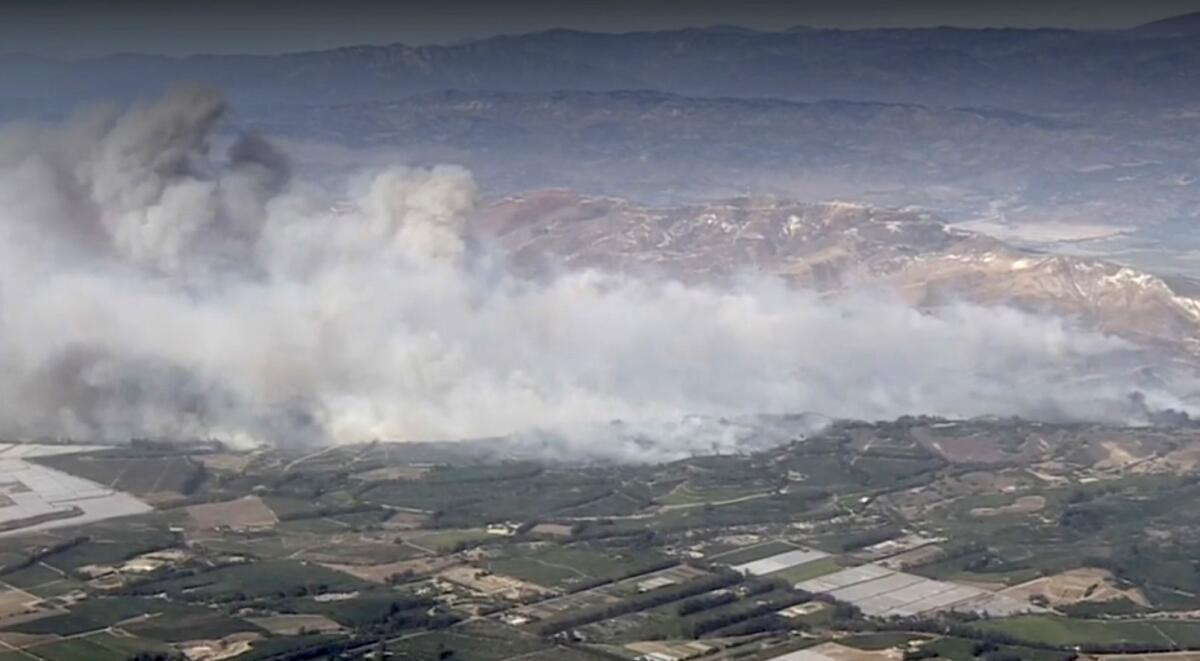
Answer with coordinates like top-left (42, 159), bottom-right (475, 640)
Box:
top-left (0, 445), bottom-right (152, 539)
top-left (0, 419), bottom-right (1197, 658)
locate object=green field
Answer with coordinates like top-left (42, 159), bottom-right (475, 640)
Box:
top-left (707, 540), bottom-right (798, 565)
top-left (361, 463), bottom-right (649, 526)
top-left (657, 483), bottom-right (769, 506)
top-left (405, 528), bottom-right (495, 553)
top-left (766, 556), bottom-right (844, 584)
top-left (124, 560), bottom-right (372, 603)
top-left (391, 620), bottom-right (551, 660)
top-left (124, 610), bottom-right (266, 642)
top-left (0, 563), bottom-right (63, 588)
top-left (841, 632), bottom-right (928, 650)
top-left (922, 636), bottom-right (1074, 661)
top-left (486, 545), bottom-right (668, 590)
top-left (18, 631), bottom-right (169, 661)
top-left (34, 452), bottom-right (205, 497)
top-left (974, 615), bottom-right (1200, 648)
top-left (3, 597), bottom-right (255, 637)
top-left (506, 647), bottom-right (605, 661)
top-left (35, 526), bottom-right (179, 574)
top-left (3, 419), bottom-right (1200, 658)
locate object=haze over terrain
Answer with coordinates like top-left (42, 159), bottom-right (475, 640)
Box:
top-left (6, 12), bottom-right (1199, 264)
top-left (2, 6), bottom-right (1200, 456)
top-left (14, 7), bottom-right (1200, 661)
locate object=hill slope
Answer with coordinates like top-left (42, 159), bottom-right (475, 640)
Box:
top-left (475, 191), bottom-right (1200, 354)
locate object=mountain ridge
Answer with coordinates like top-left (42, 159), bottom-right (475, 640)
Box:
top-left (473, 190), bottom-right (1200, 356)
top-left (2, 17), bottom-right (1199, 111)
top-left (242, 88), bottom-right (1196, 228)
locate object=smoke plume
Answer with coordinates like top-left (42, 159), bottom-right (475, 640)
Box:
top-left (0, 88), bottom-right (1192, 459)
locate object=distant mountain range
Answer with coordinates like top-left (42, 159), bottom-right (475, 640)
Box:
top-left (2, 13), bottom-right (1199, 112)
top-left (239, 89), bottom-right (1200, 228)
top-left (3, 15), bottom-right (1199, 246)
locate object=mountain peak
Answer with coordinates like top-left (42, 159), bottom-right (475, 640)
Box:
top-left (1132, 11), bottom-right (1200, 37)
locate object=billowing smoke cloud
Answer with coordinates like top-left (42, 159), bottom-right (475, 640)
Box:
top-left (0, 88), bottom-right (1193, 459)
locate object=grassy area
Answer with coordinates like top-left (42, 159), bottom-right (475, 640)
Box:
top-left (3, 597), bottom-right (252, 637)
top-left (391, 620), bottom-right (551, 660)
top-left (19, 631), bottom-right (169, 661)
top-left (261, 495), bottom-right (326, 518)
top-left (22, 578), bottom-right (87, 599)
top-left (361, 463), bottom-right (648, 526)
top-left (657, 483), bottom-right (768, 506)
top-left (124, 610), bottom-right (266, 642)
top-left (973, 615), bottom-right (1200, 647)
top-left (841, 632), bottom-right (927, 650)
top-left (486, 546), bottom-right (668, 590)
top-left (507, 647), bottom-right (605, 660)
top-left (0, 563), bottom-right (63, 588)
top-left (36, 527), bottom-right (179, 574)
top-left (237, 633), bottom-right (345, 660)
top-left (34, 452), bottom-right (205, 498)
top-left (124, 560), bottom-right (372, 603)
top-left (405, 529), bottom-right (494, 553)
top-left (706, 540), bottom-right (798, 565)
top-left (629, 490), bottom-right (832, 533)
top-left (914, 562), bottom-right (1042, 587)
top-left (281, 591), bottom-right (436, 629)
top-left (487, 555), bottom-right (585, 588)
top-left (766, 556), bottom-right (844, 584)
top-left (922, 636), bottom-right (1073, 661)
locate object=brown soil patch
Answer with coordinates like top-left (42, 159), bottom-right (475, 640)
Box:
top-left (194, 453), bottom-right (254, 474)
top-left (970, 495), bottom-right (1046, 518)
top-left (382, 511), bottom-right (428, 530)
top-left (626, 641), bottom-right (715, 660)
top-left (530, 523), bottom-right (573, 538)
top-left (278, 530), bottom-right (416, 564)
top-left (878, 545), bottom-right (945, 571)
top-left (1000, 567), bottom-right (1150, 607)
top-left (1136, 442), bottom-right (1200, 475)
top-left (0, 589), bottom-right (43, 621)
top-left (0, 631), bottom-right (58, 648)
top-left (186, 496), bottom-right (277, 531)
top-left (804, 642), bottom-right (904, 661)
top-left (1094, 440), bottom-right (1147, 470)
top-left (177, 632), bottom-right (264, 661)
top-left (437, 566), bottom-right (555, 600)
top-left (912, 429), bottom-right (1042, 465)
top-left (1028, 463), bottom-right (1073, 485)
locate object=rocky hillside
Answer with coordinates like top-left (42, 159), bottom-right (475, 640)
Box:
top-left (474, 191), bottom-right (1200, 353)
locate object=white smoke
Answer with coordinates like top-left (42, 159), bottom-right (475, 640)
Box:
top-left (0, 88), bottom-right (1192, 458)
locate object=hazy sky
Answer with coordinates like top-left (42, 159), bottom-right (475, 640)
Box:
top-left (3, 0), bottom-right (1200, 58)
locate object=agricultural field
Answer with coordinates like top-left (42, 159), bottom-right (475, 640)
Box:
top-left (8, 630), bottom-right (171, 661)
top-left (33, 451), bottom-right (207, 503)
top-left (186, 496), bottom-right (278, 531)
top-left (0, 419), bottom-right (1195, 658)
top-left (0, 448), bottom-right (152, 540)
top-left (484, 544), bottom-right (671, 591)
top-left (971, 615), bottom-right (1200, 648)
